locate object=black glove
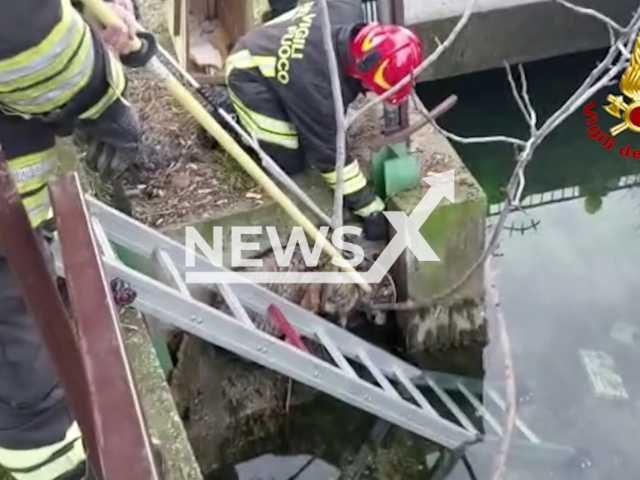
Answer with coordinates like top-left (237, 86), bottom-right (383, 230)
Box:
top-left (197, 86), bottom-right (248, 150)
top-left (363, 211), bottom-right (388, 242)
top-left (82, 135), bottom-right (139, 181)
top-left (73, 98), bottom-right (142, 182)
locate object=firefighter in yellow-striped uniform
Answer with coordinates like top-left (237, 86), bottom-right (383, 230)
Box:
top-left (0, 1), bottom-right (143, 479)
top-left (198, 0), bottom-right (423, 241)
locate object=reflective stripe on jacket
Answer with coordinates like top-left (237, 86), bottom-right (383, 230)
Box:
top-left (0, 0), bottom-right (125, 117)
top-left (0, 0), bottom-right (126, 228)
top-left (225, 0), bottom-right (365, 171)
top-left (10, 148), bottom-right (59, 229)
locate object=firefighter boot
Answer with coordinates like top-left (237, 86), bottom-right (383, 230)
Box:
top-left (363, 211), bottom-right (388, 242)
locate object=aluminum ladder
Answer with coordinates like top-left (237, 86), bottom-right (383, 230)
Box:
top-left (49, 196), bottom-right (573, 460)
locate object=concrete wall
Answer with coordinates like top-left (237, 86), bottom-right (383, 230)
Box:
top-left (406, 0), bottom-right (639, 81)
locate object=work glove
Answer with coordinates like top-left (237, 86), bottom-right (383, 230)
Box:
top-left (197, 85), bottom-right (250, 151)
top-left (86, 140), bottom-right (126, 178)
top-left (363, 211), bottom-right (388, 242)
top-left (80, 135), bottom-right (136, 215)
top-left (73, 130), bottom-right (138, 181)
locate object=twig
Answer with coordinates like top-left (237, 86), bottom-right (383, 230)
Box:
top-left (346, 0), bottom-right (478, 129)
top-left (554, 0), bottom-right (625, 32)
top-left (505, 63), bottom-right (537, 134)
top-left (504, 63), bottom-right (532, 127)
top-left (316, 0), bottom-right (348, 228)
top-left (410, 94), bottom-right (527, 147)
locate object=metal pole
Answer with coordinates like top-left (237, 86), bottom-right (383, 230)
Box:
top-left (379, 0), bottom-right (410, 134)
top-left (49, 172), bottom-right (160, 480)
top-left (80, 0), bottom-right (370, 291)
top-left (0, 149), bottom-right (101, 474)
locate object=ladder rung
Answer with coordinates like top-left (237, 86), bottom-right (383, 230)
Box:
top-left (154, 248), bottom-right (191, 296)
top-left (457, 382), bottom-right (502, 435)
top-left (217, 283), bottom-right (255, 328)
top-left (87, 196), bottom-right (426, 380)
top-left (425, 377), bottom-right (478, 434)
top-left (91, 218), bottom-right (117, 260)
top-left (394, 367), bottom-right (437, 414)
top-left (316, 329), bottom-right (358, 378)
top-left (358, 350), bottom-right (401, 398)
top-left (486, 387), bottom-right (540, 443)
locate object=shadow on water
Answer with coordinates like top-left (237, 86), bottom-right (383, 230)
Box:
top-left (209, 48), bottom-right (640, 480)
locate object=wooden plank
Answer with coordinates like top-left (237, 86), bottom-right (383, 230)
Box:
top-left (165, 0), bottom-right (189, 67)
top-left (216, 0), bottom-right (253, 47)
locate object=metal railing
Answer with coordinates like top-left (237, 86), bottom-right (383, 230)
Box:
top-left (0, 150), bottom-right (159, 480)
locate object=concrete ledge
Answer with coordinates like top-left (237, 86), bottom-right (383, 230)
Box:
top-left (408, 0), bottom-right (638, 81)
top-left (121, 311), bottom-right (204, 480)
top-left (387, 101), bottom-right (489, 375)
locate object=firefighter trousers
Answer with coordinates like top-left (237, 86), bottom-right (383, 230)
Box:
top-left (0, 231), bottom-right (87, 480)
top-left (0, 108), bottom-right (139, 480)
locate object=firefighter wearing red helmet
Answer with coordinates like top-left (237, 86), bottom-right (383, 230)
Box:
top-left (200, 0), bottom-right (422, 241)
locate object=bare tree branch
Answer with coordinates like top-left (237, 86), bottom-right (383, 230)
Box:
top-left (554, 0), bottom-right (625, 32)
top-left (317, 0), bottom-right (348, 228)
top-left (505, 63), bottom-right (534, 129)
top-left (485, 258), bottom-right (517, 480)
top-left (408, 94), bottom-right (527, 147)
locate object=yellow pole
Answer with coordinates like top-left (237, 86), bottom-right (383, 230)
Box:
top-left (78, 0), bottom-right (371, 291)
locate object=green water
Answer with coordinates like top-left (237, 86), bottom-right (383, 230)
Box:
top-left (209, 48), bottom-right (640, 480)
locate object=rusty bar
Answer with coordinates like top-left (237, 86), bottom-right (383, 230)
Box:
top-left (377, 0), bottom-right (410, 135)
top-left (0, 148), bottom-right (101, 472)
top-left (391, 0), bottom-right (408, 128)
top-left (49, 172), bottom-right (160, 480)
top-left (370, 94), bottom-right (458, 149)
top-left (389, 0), bottom-right (409, 132)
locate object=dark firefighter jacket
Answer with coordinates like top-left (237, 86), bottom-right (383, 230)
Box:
top-left (225, 0), bottom-right (366, 174)
top-left (226, 0), bottom-right (384, 216)
top-left (0, 0), bottom-right (125, 230)
top-left (0, 0), bottom-right (123, 117)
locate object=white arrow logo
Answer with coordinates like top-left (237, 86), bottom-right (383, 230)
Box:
top-left (364, 170), bottom-right (454, 283)
top-left (185, 170), bottom-right (454, 284)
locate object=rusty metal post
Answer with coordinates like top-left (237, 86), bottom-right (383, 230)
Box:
top-left (388, 0), bottom-right (409, 132)
top-left (0, 148), bottom-right (101, 472)
top-left (377, 0), bottom-right (410, 135)
top-left (49, 172), bottom-right (160, 480)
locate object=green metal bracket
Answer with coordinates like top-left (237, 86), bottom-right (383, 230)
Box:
top-left (112, 243), bottom-right (174, 377)
top-left (371, 142), bottom-right (421, 199)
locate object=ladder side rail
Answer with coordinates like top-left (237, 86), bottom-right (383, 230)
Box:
top-left (87, 197), bottom-right (423, 379)
top-left (101, 255), bottom-right (476, 448)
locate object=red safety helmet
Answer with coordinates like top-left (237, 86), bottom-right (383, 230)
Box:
top-left (347, 23), bottom-right (422, 104)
